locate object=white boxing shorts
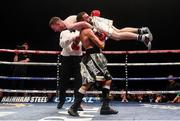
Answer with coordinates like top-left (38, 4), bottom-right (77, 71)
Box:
top-left (92, 16), bottom-right (114, 37)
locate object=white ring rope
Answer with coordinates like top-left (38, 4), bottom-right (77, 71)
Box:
top-left (0, 89), bottom-right (179, 95)
top-left (1, 76), bottom-right (180, 81)
top-left (1, 61), bottom-right (180, 66)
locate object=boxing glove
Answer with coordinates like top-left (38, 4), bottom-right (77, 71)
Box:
top-left (95, 32), bottom-right (107, 41)
top-left (71, 43), bottom-right (80, 50)
top-left (91, 10), bottom-right (101, 17)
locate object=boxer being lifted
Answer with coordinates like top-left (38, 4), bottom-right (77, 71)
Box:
top-left (77, 10), bottom-right (153, 50)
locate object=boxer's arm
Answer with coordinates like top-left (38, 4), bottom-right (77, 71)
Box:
top-left (68, 22), bottom-right (93, 31)
top-left (83, 28), bottom-right (105, 49)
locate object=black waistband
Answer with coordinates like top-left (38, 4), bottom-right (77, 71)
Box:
top-left (86, 48), bottom-right (101, 54)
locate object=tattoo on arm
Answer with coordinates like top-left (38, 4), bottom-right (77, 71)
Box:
top-left (88, 30), bottom-right (104, 49)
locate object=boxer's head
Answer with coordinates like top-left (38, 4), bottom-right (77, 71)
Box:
top-left (77, 12), bottom-right (91, 22)
top-left (49, 17), bottom-right (66, 32)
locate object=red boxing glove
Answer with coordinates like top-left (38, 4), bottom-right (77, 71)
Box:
top-left (71, 43), bottom-right (80, 50)
top-left (91, 10), bottom-right (101, 17)
top-left (95, 32), bottom-right (107, 41)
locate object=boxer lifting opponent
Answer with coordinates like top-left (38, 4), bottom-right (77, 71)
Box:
top-left (68, 23), bottom-right (118, 117)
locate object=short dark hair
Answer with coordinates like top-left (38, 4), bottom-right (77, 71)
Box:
top-left (76, 12), bottom-right (87, 22)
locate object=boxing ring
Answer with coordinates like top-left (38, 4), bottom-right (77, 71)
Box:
top-left (0, 49), bottom-right (180, 121)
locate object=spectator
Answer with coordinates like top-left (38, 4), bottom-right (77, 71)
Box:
top-left (12, 42), bottom-right (30, 89)
top-left (120, 89), bottom-right (128, 102)
top-left (0, 91), bottom-right (3, 101)
top-left (166, 75), bottom-right (180, 102)
top-left (171, 93), bottom-right (180, 103)
top-left (155, 75), bottom-right (180, 103)
top-left (166, 75), bottom-right (180, 90)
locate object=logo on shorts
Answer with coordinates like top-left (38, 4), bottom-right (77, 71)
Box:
top-left (87, 60), bottom-right (100, 75)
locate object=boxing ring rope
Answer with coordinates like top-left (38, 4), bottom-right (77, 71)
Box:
top-left (1, 49), bottom-right (180, 54)
top-left (1, 61), bottom-right (180, 66)
top-left (1, 76), bottom-right (180, 81)
top-left (0, 88), bottom-right (180, 95)
top-left (1, 49), bottom-right (180, 95)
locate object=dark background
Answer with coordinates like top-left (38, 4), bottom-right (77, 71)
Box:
top-left (0, 0), bottom-right (180, 90)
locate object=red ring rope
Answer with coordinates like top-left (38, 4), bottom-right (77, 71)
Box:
top-left (1, 49), bottom-right (180, 55)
